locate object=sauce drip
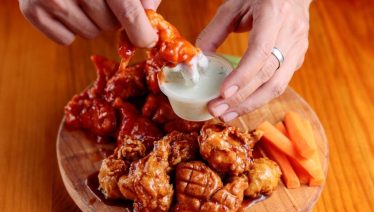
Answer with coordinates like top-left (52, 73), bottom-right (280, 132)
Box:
top-left (86, 171), bottom-right (132, 208)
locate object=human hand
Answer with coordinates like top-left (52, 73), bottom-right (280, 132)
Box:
top-left (196, 0), bottom-right (311, 122)
top-left (19, 0), bottom-right (161, 47)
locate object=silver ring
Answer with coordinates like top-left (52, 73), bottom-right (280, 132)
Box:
top-left (271, 47), bottom-right (284, 70)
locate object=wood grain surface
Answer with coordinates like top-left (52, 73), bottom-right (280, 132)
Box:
top-left (57, 88), bottom-right (328, 212)
top-left (0, 0), bottom-right (373, 211)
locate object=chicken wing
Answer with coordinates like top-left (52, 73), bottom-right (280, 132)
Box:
top-left (198, 122), bottom-right (263, 176)
top-left (174, 161), bottom-right (223, 211)
top-left (114, 98), bottom-right (163, 150)
top-left (89, 55), bottom-right (119, 98)
top-left (117, 137), bottom-right (173, 211)
top-left (98, 155), bottom-right (128, 199)
top-left (142, 94), bottom-right (204, 133)
top-left (167, 131), bottom-right (199, 168)
top-left (201, 175), bottom-right (248, 212)
top-left (244, 157), bottom-right (281, 199)
top-left (64, 93), bottom-right (117, 137)
top-left (104, 62), bottom-right (147, 102)
top-left (145, 10), bottom-right (200, 66)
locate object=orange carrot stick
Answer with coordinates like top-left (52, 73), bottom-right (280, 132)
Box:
top-left (260, 142), bottom-right (300, 188)
top-left (284, 112), bottom-right (316, 158)
top-left (275, 121), bottom-right (310, 185)
top-left (275, 121), bottom-right (288, 136)
top-left (302, 118), bottom-right (325, 186)
top-left (258, 121), bottom-right (325, 186)
top-left (257, 121), bottom-right (298, 159)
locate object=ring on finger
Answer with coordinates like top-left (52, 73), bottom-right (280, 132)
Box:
top-left (271, 47), bottom-right (284, 70)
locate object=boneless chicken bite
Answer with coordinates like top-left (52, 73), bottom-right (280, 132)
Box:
top-left (198, 122), bottom-right (263, 176)
top-left (117, 137), bottom-right (173, 211)
top-left (245, 157), bottom-right (281, 199)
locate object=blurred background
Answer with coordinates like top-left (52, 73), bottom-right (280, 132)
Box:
top-left (0, 0), bottom-right (373, 211)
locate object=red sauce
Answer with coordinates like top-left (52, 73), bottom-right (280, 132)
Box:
top-left (86, 171), bottom-right (133, 208)
top-left (145, 9), bottom-right (199, 65)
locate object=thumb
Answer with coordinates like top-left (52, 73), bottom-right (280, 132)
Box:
top-left (195, 3), bottom-right (238, 51)
top-left (107, 0), bottom-right (158, 48)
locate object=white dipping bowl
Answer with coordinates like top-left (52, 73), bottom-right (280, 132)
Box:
top-left (158, 52), bottom-right (233, 121)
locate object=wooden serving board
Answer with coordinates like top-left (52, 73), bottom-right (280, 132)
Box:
top-left (57, 87), bottom-right (329, 212)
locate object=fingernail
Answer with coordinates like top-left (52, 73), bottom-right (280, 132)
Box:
top-left (211, 104), bottom-right (229, 116)
top-left (224, 86), bottom-right (239, 98)
top-left (221, 112), bottom-right (238, 122)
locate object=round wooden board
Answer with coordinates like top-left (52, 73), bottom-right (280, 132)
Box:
top-left (57, 87), bottom-right (329, 212)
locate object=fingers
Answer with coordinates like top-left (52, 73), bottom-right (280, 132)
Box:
top-left (219, 3), bottom-right (285, 100)
top-left (140, 0), bottom-right (161, 10)
top-left (78, 0), bottom-right (119, 31)
top-left (19, 3), bottom-right (75, 45)
top-left (210, 13), bottom-right (302, 112)
top-left (219, 39), bottom-right (309, 122)
top-left (106, 0), bottom-right (158, 48)
top-left (195, 1), bottom-right (241, 51)
top-left (40, 0), bottom-right (100, 40)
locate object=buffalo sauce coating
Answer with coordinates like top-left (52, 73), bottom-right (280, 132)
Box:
top-left (145, 9), bottom-right (199, 66)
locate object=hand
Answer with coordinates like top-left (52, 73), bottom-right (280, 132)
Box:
top-left (196, 0), bottom-right (311, 122)
top-left (19, 0), bottom-right (161, 47)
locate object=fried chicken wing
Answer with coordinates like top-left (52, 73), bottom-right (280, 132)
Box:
top-left (104, 62), bottom-right (147, 102)
top-left (145, 10), bottom-right (199, 66)
top-left (167, 131), bottom-right (199, 168)
top-left (201, 175), bottom-right (248, 212)
top-left (144, 57), bottom-right (162, 94)
top-left (244, 157), bottom-right (281, 199)
top-left (174, 161), bottom-right (223, 211)
top-left (64, 93), bottom-right (117, 136)
top-left (142, 94), bottom-right (204, 133)
top-left (118, 30), bottom-right (136, 66)
top-left (114, 98), bottom-right (163, 149)
top-left (117, 137), bottom-right (173, 211)
top-left (115, 136), bottom-right (146, 162)
top-left (198, 122), bottom-right (263, 176)
top-left (98, 155), bottom-right (129, 199)
top-left (89, 55), bottom-right (119, 97)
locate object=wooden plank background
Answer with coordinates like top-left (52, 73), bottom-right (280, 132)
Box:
top-left (0, 0), bottom-right (373, 211)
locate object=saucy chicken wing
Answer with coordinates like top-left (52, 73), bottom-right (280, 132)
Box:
top-left (198, 122), bottom-right (263, 176)
top-left (167, 131), bottom-right (199, 168)
top-left (142, 94), bottom-right (204, 133)
top-left (244, 157), bottom-right (281, 199)
top-left (64, 93), bottom-right (117, 136)
top-left (89, 55), bottom-right (119, 98)
top-left (104, 62), bottom-right (147, 102)
top-left (174, 161), bottom-right (223, 211)
top-left (201, 175), bottom-right (248, 212)
top-left (98, 155), bottom-right (128, 199)
top-left (145, 9), bottom-right (200, 66)
top-left (117, 137), bottom-right (173, 211)
top-left (114, 98), bottom-right (163, 149)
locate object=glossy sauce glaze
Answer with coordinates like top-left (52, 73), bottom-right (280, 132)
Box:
top-left (146, 9), bottom-right (199, 66)
top-left (86, 171), bottom-right (133, 208)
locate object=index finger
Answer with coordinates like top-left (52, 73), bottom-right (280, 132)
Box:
top-left (107, 0), bottom-right (158, 48)
top-left (220, 3), bottom-right (285, 98)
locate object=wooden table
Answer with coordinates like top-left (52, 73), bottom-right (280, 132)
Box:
top-left (0, 0), bottom-right (373, 211)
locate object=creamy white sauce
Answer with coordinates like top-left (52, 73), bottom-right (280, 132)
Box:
top-left (165, 52), bottom-right (208, 84)
top-left (161, 54), bottom-right (230, 101)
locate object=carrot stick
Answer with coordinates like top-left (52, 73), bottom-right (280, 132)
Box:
top-left (284, 112), bottom-right (316, 158)
top-left (275, 121), bottom-right (288, 136)
top-left (275, 121), bottom-right (310, 185)
top-left (257, 121), bottom-right (325, 186)
top-left (302, 118), bottom-right (325, 186)
top-left (257, 121), bottom-right (299, 159)
top-left (260, 142), bottom-right (300, 188)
